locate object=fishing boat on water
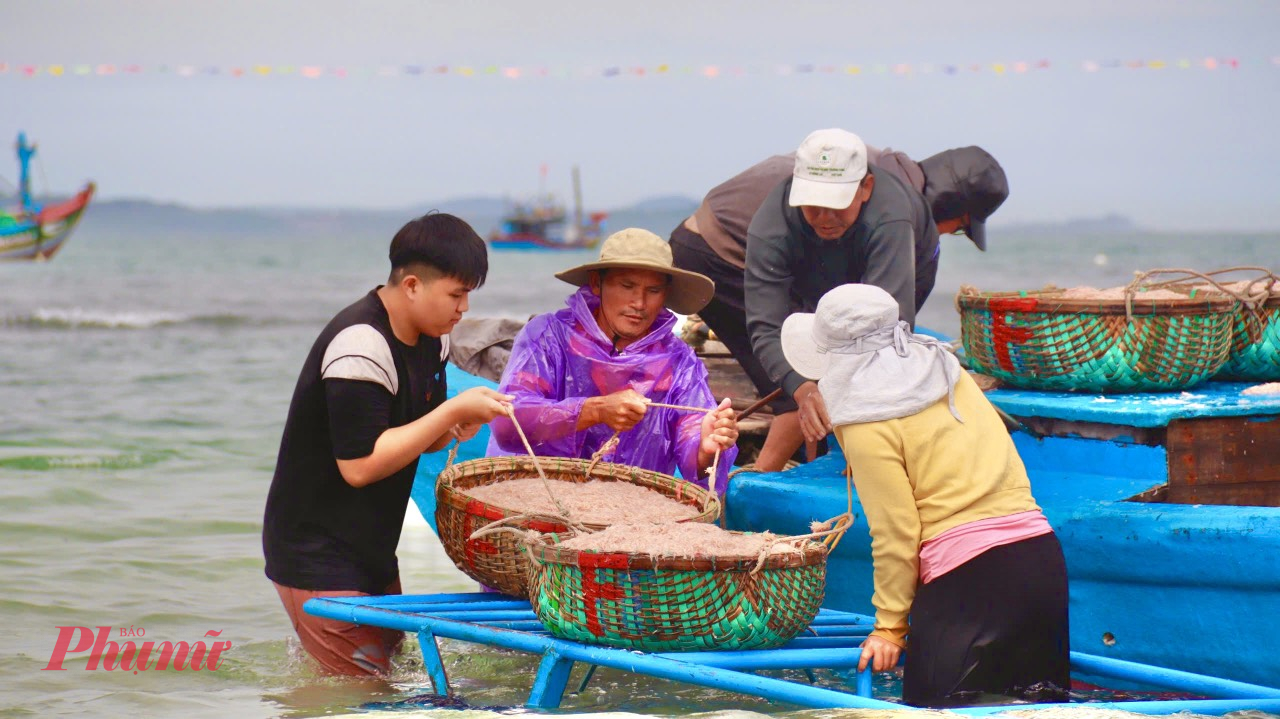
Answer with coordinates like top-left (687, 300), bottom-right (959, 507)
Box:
top-left (489, 166), bottom-right (607, 251)
top-left (0, 132), bottom-right (95, 262)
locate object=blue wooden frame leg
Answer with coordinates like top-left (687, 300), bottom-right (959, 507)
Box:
top-left (417, 629), bottom-right (449, 695)
top-left (527, 648), bottom-right (576, 709)
top-left (857, 667), bottom-right (872, 697)
top-left (574, 663), bottom-right (599, 694)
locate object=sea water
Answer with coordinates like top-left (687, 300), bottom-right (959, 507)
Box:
top-left (1, 210), bottom-right (1276, 718)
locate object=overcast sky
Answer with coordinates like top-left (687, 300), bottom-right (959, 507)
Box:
top-left (3, 0), bottom-right (1278, 230)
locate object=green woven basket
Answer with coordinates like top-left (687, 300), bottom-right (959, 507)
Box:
top-left (958, 289), bottom-right (1236, 393)
top-left (525, 533), bottom-right (827, 652)
top-left (1217, 296), bottom-right (1280, 381)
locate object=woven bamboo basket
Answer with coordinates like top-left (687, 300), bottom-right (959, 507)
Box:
top-left (1114, 267), bottom-right (1280, 382)
top-left (1219, 293), bottom-right (1280, 380)
top-left (524, 530), bottom-right (831, 652)
top-left (958, 287), bottom-right (1236, 392)
top-left (435, 455), bottom-right (719, 597)
top-left (1214, 279), bottom-right (1280, 381)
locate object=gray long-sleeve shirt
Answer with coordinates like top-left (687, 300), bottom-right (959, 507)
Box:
top-left (744, 166), bottom-right (938, 398)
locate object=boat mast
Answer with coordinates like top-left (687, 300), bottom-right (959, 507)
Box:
top-left (16, 132), bottom-right (38, 214)
top-left (572, 165), bottom-right (583, 236)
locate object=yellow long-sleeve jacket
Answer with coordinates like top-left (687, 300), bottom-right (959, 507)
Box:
top-left (833, 372), bottom-right (1040, 647)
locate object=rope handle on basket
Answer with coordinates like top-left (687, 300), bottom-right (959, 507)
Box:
top-left (747, 468), bottom-right (855, 576)
top-left (583, 431), bottom-right (621, 478)
top-left (580, 400), bottom-right (720, 478)
top-left (1125, 267), bottom-right (1275, 335)
top-left (646, 400), bottom-right (732, 515)
top-left (466, 518), bottom-right (554, 567)
top-left (501, 405), bottom-right (580, 527)
top-left (1127, 267), bottom-right (1276, 304)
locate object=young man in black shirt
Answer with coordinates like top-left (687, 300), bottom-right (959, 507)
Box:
top-left (263, 212), bottom-right (512, 675)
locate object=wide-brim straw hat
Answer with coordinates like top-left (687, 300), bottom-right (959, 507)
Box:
top-left (554, 228), bottom-right (715, 315)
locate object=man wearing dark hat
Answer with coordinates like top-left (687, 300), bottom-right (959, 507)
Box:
top-left (670, 132), bottom-right (1008, 471)
top-left (487, 228), bottom-right (739, 493)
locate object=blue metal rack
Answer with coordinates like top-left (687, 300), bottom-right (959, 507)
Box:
top-left (305, 592), bottom-right (1280, 715)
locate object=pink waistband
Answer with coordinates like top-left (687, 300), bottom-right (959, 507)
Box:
top-left (919, 510), bottom-right (1053, 584)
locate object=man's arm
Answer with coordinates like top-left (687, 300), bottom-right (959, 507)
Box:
top-left (744, 181), bottom-right (808, 399)
top-left (489, 317), bottom-right (589, 453)
top-left (328, 379), bottom-right (512, 488)
top-left (334, 394), bottom-right (465, 488)
top-left (668, 355), bottom-right (738, 491)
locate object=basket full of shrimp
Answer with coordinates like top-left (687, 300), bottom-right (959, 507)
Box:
top-left (435, 453), bottom-right (719, 598)
top-left (1173, 268), bottom-right (1280, 381)
top-left (515, 515), bottom-right (850, 652)
top-left (955, 268), bottom-right (1256, 392)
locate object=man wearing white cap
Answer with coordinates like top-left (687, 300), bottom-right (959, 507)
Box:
top-left (488, 228), bottom-right (739, 493)
top-left (670, 140), bottom-right (1007, 471)
top-left (742, 128), bottom-right (939, 468)
top-left (780, 283), bottom-right (1069, 707)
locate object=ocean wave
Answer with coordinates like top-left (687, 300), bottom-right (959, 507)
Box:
top-left (2, 308), bottom-right (287, 329)
top-left (0, 450), bottom-right (173, 471)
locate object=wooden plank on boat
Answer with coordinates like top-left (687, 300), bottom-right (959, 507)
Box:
top-left (1167, 415), bottom-right (1280, 507)
top-left (1016, 416), bottom-right (1167, 446)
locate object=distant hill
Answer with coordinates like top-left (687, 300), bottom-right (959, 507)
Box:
top-left (425, 196), bottom-right (508, 217)
top-left (6, 194), bottom-right (1151, 238)
top-left (40, 194), bottom-right (700, 238)
top-left (617, 194), bottom-right (699, 214)
top-left (421, 193), bottom-right (700, 217)
top-left (995, 213), bottom-right (1141, 235)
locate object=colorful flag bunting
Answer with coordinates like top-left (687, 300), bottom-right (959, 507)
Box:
top-left (1, 57), bottom-right (1266, 80)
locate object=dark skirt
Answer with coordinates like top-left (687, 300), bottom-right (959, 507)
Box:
top-left (903, 531), bottom-right (1071, 708)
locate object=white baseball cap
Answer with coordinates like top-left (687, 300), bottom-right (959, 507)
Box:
top-left (788, 129), bottom-right (868, 209)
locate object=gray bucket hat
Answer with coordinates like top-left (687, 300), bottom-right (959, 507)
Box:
top-left (555, 228), bottom-right (715, 315)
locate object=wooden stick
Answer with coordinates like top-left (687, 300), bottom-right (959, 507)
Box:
top-left (738, 388), bottom-right (783, 421)
top-left (647, 387), bottom-right (783, 422)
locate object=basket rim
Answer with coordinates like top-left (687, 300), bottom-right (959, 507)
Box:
top-left (526, 531), bottom-right (828, 571)
top-left (956, 288), bottom-right (1237, 315)
top-left (436, 455), bottom-right (720, 528)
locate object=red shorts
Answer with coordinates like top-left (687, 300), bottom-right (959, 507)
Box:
top-left (273, 578), bottom-right (404, 676)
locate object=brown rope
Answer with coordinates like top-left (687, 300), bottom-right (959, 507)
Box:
top-left (642, 399), bottom-right (732, 510)
top-left (1125, 267), bottom-right (1275, 325)
top-left (583, 431), bottom-right (621, 478)
top-left (502, 405), bottom-right (577, 525)
top-left (702, 447), bottom-right (723, 515)
top-left (646, 400), bottom-right (716, 413)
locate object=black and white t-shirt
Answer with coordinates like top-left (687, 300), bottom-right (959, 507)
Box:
top-left (263, 289), bottom-right (447, 593)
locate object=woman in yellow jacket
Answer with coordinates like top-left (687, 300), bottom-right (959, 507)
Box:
top-left (780, 283), bottom-right (1069, 708)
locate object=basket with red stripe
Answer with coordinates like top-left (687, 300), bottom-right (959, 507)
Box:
top-left (435, 456), bottom-right (719, 597)
top-left (957, 286), bottom-right (1236, 392)
top-left (524, 529), bottom-right (830, 651)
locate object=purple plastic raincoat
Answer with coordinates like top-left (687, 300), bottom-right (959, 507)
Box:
top-left (487, 286), bottom-right (736, 494)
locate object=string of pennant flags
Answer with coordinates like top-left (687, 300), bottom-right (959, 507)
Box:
top-left (0, 57), bottom-right (1273, 79)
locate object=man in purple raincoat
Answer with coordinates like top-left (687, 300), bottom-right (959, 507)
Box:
top-left (488, 228), bottom-right (739, 494)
